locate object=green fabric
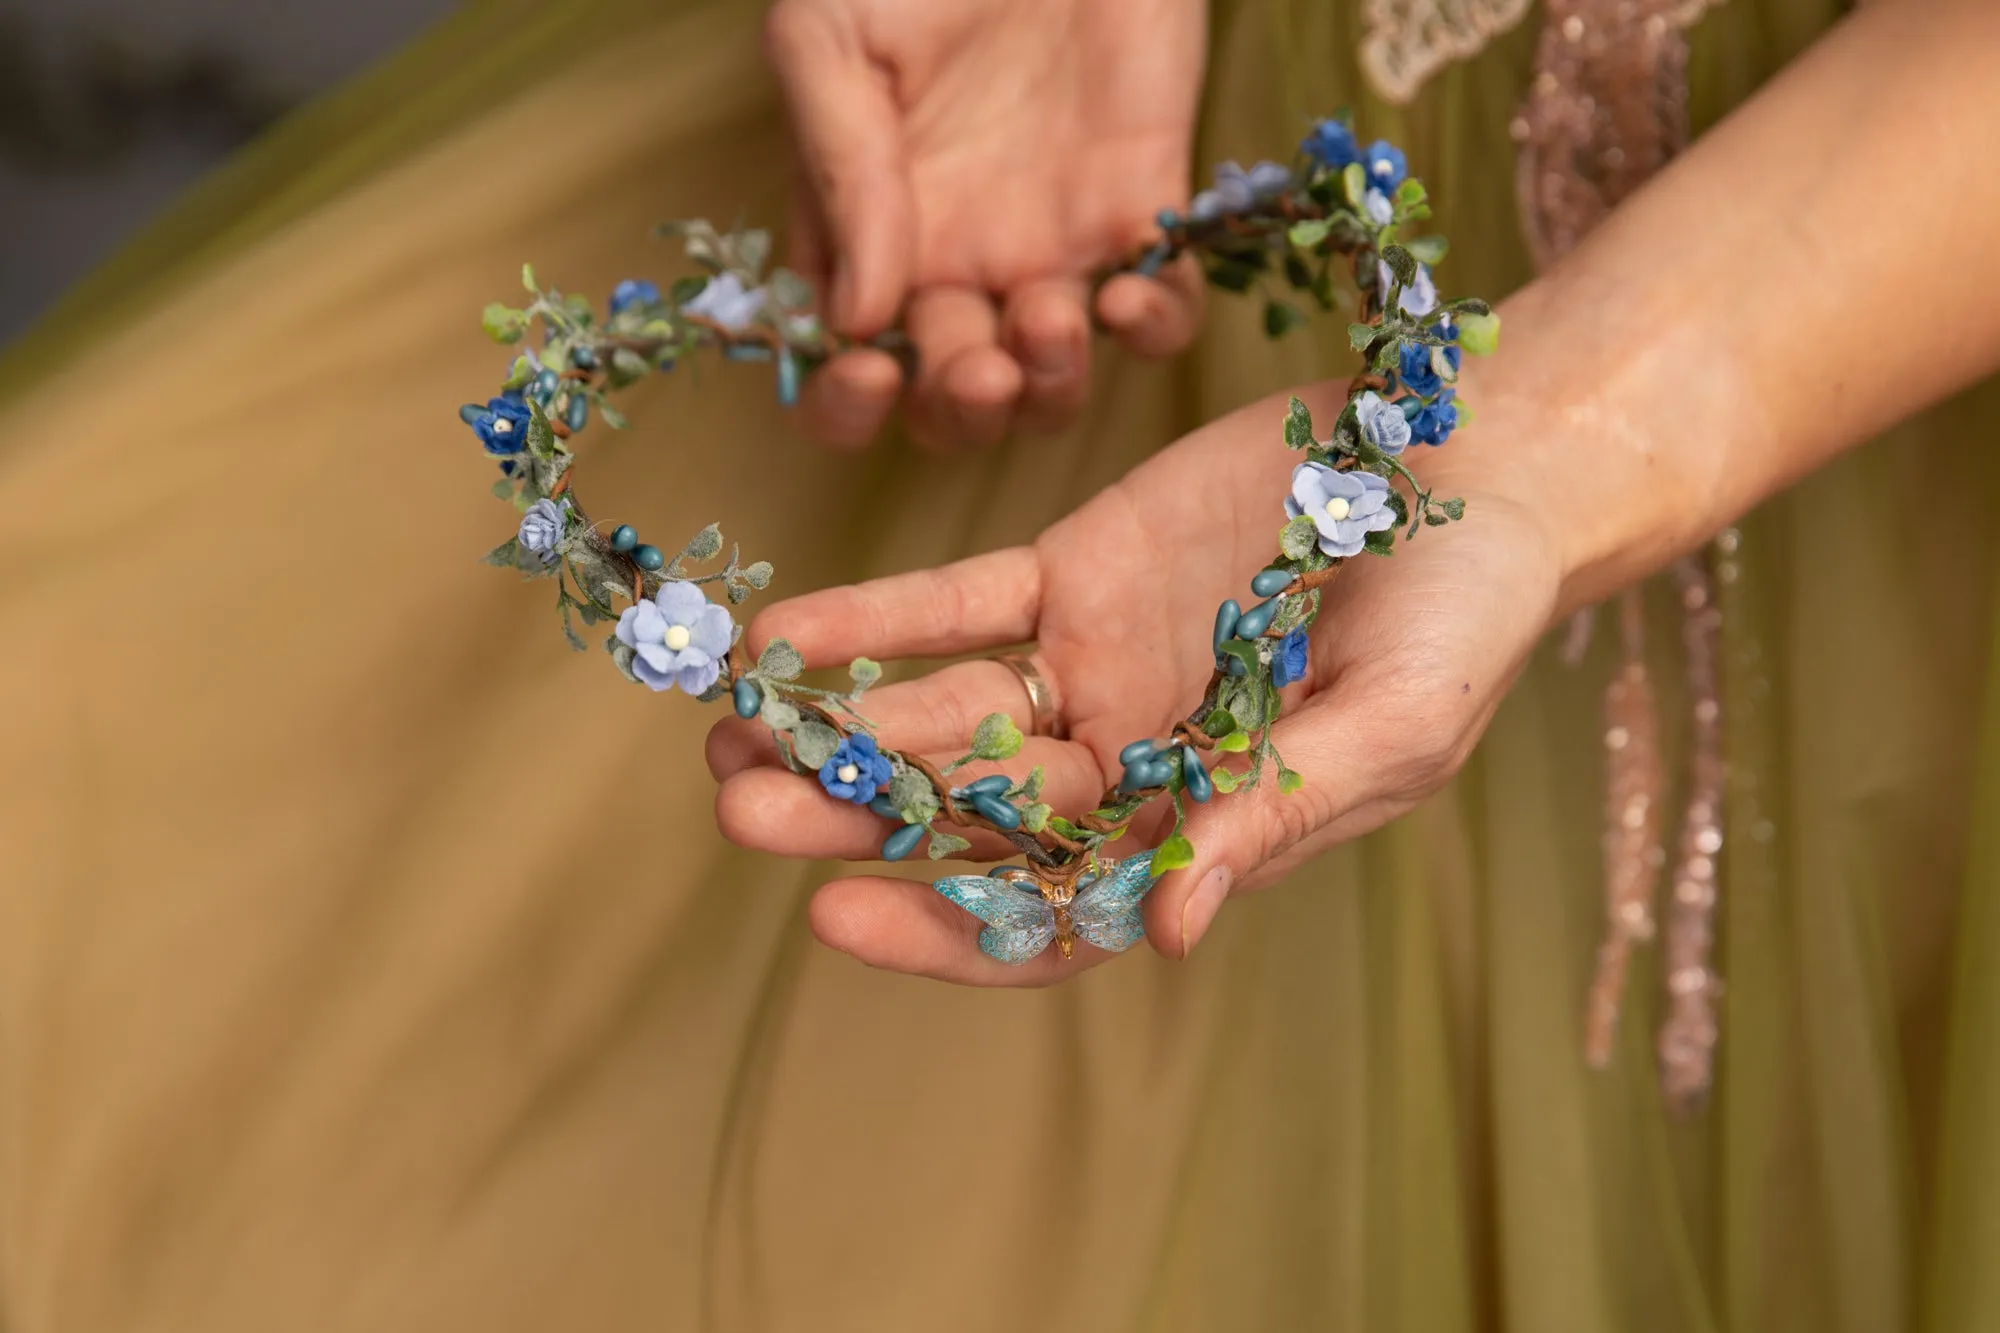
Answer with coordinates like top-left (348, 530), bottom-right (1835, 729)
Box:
top-left (2, 2), bottom-right (1996, 1330)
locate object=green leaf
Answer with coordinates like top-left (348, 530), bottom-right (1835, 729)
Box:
top-left (598, 402), bottom-right (630, 431)
top-left (1021, 803), bottom-right (1051, 834)
top-left (1341, 162), bottom-right (1368, 208)
top-left (1204, 259), bottom-right (1258, 293)
top-left (482, 303), bottom-right (527, 344)
top-left (1263, 301), bottom-right (1307, 339)
top-left (1048, 816), bottom-right (1081, 839)
top-left (1287, 219), bottom-right (1331, 249)
top-left (490, 478), bottom-right (516, 502)
top-left (769, 267), bottom-right (814, 311)
top-left (757, 638), bottom-right (805, 681)
top-left (1210, 767), bottom-right (1241, 794)
top-left (1217, 639), bottom-right (1262, 672)
top-left (759, 696), bottom-right (801, 731)
top-left (525, 400), bottom-right (556, 457)
top-left (1347, 321), bottom-right (1377, 352)
top-left (681, 523), bottom-right (724, 563)
top-left (849, 657), bottom-right (883, 690)
top-left (1452, 397), bottom-right (1476, 428)
top-left (503, 355), bottom-right (537, 390)
top-left (970, 712), bottom-right (1025, 762)
top-left (1149, 834), bottom-right (1196, 875)
top-left (1456, 311), bottom-right (1501, 356)
top-left (1395, 178), bottom-right (1427, 207)
top-left (739, 561), bottom-right (774, 590)
top-left (1381, 244), bottom-right (1418, 286)
top-left (520, 262), bottom-right (539, 293)
top-left (483, 538), bottom-right (521, 566)
top-left (669, 275), bottom-right (707, 306)
top-left (1203, 708), bottom-right (1239, 736)
top-left (889, 768), bottom-right (940, 825)
top-left (1011, 765), bottom-right (1046, 802)
top-left (792, 720), bottom-right (841, 769)
top-left (1441, 496), bottom-right (1466, 521)
top-left (927, 829), bottom-right (973, 861)
top-left (1405, 234), bottom-right (1449, 265)
top-left (1362, 526), bottom-right (1398, 557)
top-left (1283, 398), bottom-right (1315, 451)
top-left (1283, 253), bottom-right (1313, 289)
top-left (1424, 511), bottom-right (1450, 527)
top-left (1280, 515), bottom-right (1321, 562)
top-left (560, 599), bottom-right (587, 652)
top-left (609, 348), bottom-right (652, 386)
top-left (1215, 731), bottom-right (1252, 753)
top-left (1277, 768), bottom-right (1305, 795)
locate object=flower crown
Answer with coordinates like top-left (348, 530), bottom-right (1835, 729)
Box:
top-left (460, 116), bottom-right (1498, 964)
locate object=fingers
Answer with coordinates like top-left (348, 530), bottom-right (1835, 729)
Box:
top-left (764, 2), bottom-right (912, 337)
top-left (796, 347), bottom-right (903, 450)
top-left (1096, 254), bottom-right (1206, 359)
top-left (1002, 277), bottom-right (1093, 430)
top-left (747, 546), bottom-right (1042, 667)
top-left (903, 287), bottom-right (1021, 449)
top-left (808, 875), bottom-right (1110, 987)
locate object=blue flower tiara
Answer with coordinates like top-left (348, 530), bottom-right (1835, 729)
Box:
top-left (460, 115), bottom-right (1498, 964)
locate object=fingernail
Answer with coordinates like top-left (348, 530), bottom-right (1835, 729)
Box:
top-left (1177, 865), bottom-right (1234, 958)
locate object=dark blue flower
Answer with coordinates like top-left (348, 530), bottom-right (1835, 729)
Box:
top-left (610, 279), bottom-right (660, 314)
top-left (1399, 342), bottom-right (1444, 398)
top-left (1363, 140), bottom-right (1407, 190)
top-left (819, 734), bottom-right (895, 805)
top-left (1274, 629), bottom-right (1309, 687)
top-left (1408, 391), bottom-right (1458, 446)
top-left (470, 393), bottom-right (532, 455)
top-left (1302, 119), bottom-right (1359, 168)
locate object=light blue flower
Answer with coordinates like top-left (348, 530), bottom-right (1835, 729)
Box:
top-left (615, 581), bottom-right (734, 694)
top-left (1188, 159), bottom-right (1292, 223)
top-left (818, 734), bottom-right (894, 804)
top-left (516, 498), bottom-right (568, 564)
top-left (1363, 140), bottom-right (1408, 190)
top-left (1285, 462), bottom-right (1398, 559)
top-left (1362, 187), bottom-right (1395, 227)
top-left (1376, 258), bottom-right (1438, 317)
top-left (1301, 119), bottom-right (1359, 168)
top-left (1356, 390), bottom-right (1412, 455)
top-left (680, 272), bottom-right (767, 330)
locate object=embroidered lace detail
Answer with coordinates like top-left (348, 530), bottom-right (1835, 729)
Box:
top-left (1359, 0), bottom-right (1536, 105)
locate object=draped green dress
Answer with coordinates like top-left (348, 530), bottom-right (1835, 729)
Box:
top-left (2, 1), bottom-right (1995, 1330)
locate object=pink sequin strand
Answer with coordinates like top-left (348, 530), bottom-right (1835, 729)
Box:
top-left (1510, 0), bottom-right (1726, 1112)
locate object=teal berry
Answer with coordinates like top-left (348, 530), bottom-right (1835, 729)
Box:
top-left (969, 794), bottom-right (1021, 831)
top-left (1156, 208), bottom-right (1179, 230)
top-left (633, 544), bottom-right (665, 571)
top-left (868, 795), bottom-right (901, 820)
top-left (1181, 747), bottom-right (1214, 803)
top-left (1235, 598), bottom-right (1280, 639)
top-left (881, 823), bottom-right (927, 861)
top-left (1251, 567), bottom-right (1293, 597)
top-left (732, 678), bottom-right (761, 719)
top-left (611, 524), bottom-right (638, 552)
top-left (961, 774), bottom-right (1013, 799)
top-left (570, 345), bottom-right (598, 370)
top-left (564, 394), bottom-right (589, 432)
top-left (1212, 599), bottom-right (1242, 654)
top-left (1118, 739), bottom-right (1159, 766)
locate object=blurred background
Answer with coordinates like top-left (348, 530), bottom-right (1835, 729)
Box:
top-left (0, 0), bottom-right (455, 342)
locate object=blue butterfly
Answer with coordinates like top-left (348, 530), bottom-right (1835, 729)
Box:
top-left (932, 857), bottom-right (1161, 965)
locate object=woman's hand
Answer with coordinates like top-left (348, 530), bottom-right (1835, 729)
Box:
top-left (765, 0), bottom-right (1208, 451)
top-left (705, 382), bottom-right (1567, 985)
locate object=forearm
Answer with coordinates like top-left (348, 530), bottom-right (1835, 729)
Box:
top-left (1440, 0), bottom-right (2000, 614)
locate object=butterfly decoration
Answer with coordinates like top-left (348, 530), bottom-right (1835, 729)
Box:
top-left (932, 858), bottom-right (1162, 965)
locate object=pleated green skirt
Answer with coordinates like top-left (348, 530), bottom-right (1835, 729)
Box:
top-left (2, 1), bottom-right (1995, 1329)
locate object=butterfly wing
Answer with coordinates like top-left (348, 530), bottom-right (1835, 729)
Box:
top-left (932, 874), bottom-right (1058, 965)
top-left (1067, 857), bottom-right (1161, 954)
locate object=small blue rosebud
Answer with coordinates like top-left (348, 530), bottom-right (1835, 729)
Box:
top-left (969, 794), bottom-right (1021, 831)
top-left (1118, 739), bottom-right (1159, 767)
top-left (1213, 599), bottom-right (1242, 654)
top-left (1181, 748), bottom-right (1213, 803)
top-left (881, 823), bottom-right (927, 862)
top-left (732, 678), bottom-right (762, 719)
top-left (611, 524), bottom-right (638, 553)
top-left (1235, 598), bottom-right (1280, 640)
top-left (1301, 118), bottom-right (1359, 168)
top-left (633, 544), bottom-right (665, 572)
top-left (1251, 567), bottom-right (1293, 597)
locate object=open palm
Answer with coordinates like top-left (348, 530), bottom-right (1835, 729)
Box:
top-left (707, 384), bottom-right (1564, 984)
top-left (767, 0), bottom-right (1207, 447)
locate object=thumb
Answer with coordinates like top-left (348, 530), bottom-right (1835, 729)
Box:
top-left (764, 2), bottom-right (914, 337)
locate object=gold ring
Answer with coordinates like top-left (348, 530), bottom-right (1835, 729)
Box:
top-left (992, 653), bottom-right (1066, 740)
